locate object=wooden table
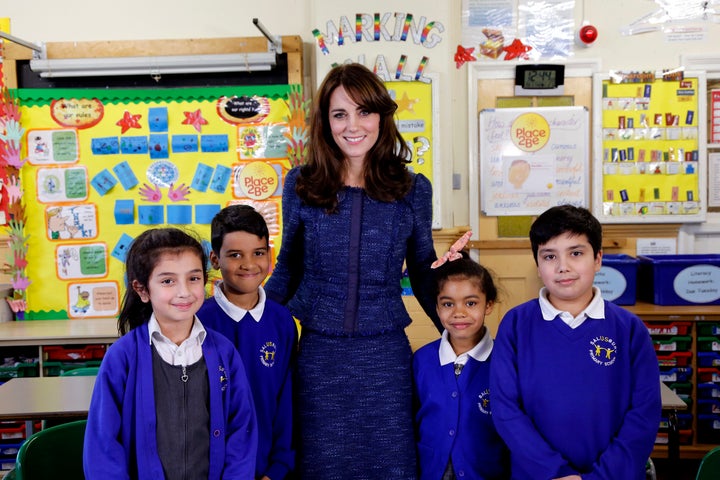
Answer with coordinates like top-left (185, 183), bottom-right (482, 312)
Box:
top-left (0, 318), bottom-right (118, 347)
top-left (0, 376), bottom-right (96, 437)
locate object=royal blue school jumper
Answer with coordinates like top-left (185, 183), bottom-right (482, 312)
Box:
top-left (490, 299), bottom-right (661, 480)
top-left (83, 324), bottom-right (258, 480)
top-left (413, 339), bottom-right (509, 480)
top-left (198, 293), bottom-right (297, 480)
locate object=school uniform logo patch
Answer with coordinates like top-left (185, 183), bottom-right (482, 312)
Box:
top-left (259, 341), bottom-right (277, 367)
top-left (477, 388), bottom-right (491, 415)
top-left (589, 336), bottom-right (617, 366)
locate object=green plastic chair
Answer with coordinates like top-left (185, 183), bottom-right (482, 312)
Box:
top-left (59, 367), bottom-right (99, 377)
top-left (696, 446), bottom-right (720, 480)
top-left (14, 420), bottom-right (87, 480)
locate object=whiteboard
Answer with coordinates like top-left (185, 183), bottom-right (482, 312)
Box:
top-left (479, 106), bottom-right (589, 216)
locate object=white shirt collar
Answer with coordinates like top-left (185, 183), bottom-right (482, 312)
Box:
top-left (539, 285), bottom-right (605, 328)
top-left (438, 328), bottom-right (493, 366)
top-left (213, 284), bottom-right (266, 323)
top-left (148, 313), bottom-right (206, 366)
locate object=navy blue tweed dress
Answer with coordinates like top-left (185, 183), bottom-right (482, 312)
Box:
top-left (265, 167), bottom-right (438, 479)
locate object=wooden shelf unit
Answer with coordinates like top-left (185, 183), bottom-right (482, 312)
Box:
top-left (624, 302), bottom-right (720, 459)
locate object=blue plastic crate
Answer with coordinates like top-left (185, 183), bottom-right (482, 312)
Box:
top-left (659, 367), bottom-right (693, 383)
top-left (697, 382), bottom-right (720, 399)
top-left (637, 254), bottom-right (720, 305)
top-left (594, 254), bottom-right (637, 305)
top-left (699, 352), bottom-right (720, 367)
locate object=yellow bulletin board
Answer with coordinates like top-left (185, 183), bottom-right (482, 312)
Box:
top-left (592, 72), bottom-right (707, 223)
top-left (17, 86), bottom-right (297, 319)
top-left (386, 77), bottom-right (439, 228)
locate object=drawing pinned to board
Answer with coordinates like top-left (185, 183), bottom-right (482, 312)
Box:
top-left (67, 281), bottom-right (119, 319)
top-left (56, 243), bottom-right (108, 279)
top-left (45, 204), bottom-right (98, 240)
top-left (36, 166), bottom-right (89, 202)
top-left (27, 129), bottom-right (79, 165)
top-left (479, 106), bottom-right (589, 216)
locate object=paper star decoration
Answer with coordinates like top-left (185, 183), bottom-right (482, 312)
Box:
top-left (182, 109), bottom-right (209, 132)
top-left (503, 39), bottom-right (532, 61)
top-left (395, 92), bottom-right (418, 114)
top-left (116, 110), bottom-right (142, 134)
top-left (454, 45), bottom-right (476, 68)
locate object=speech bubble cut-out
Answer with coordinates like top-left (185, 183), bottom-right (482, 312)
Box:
top-left (167, 205), bottom-right (193, 224)
top-left (148, 107), bottom-right (169, 132)
top-left (114, 200), bottom-right (135, 225)
top-left (91, 169), bottom-right (118, 196)
top-left (195, 204), bottom-right (221, 224)
top-left (138, 205), bottom-right (164, 225)
top-left (191, 163), bottom-right (214, 192)
top-left (111, 233), bottom-right (134, 263)
top-left (113, 161), bottom-right (139, 190)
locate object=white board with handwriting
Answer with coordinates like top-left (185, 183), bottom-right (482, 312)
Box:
top-left (479, 106), bottom-right (589, 216)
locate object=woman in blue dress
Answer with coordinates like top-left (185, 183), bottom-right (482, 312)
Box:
top-left (265, 63), bottom-right (440, 479)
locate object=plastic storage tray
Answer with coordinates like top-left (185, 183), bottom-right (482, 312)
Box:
top-left (660, 367), bottom-right (693, 383)
top-left (43, 345), bottom-right (106, 361)
top-left (594, 254), bottom-right (638, 305)
top-left (656, 351), bottom-right (692, 367)
top-left (637, 254), bottom-right (720, 305)
top-left (646, 321), bottom-right (693, 336)
top-left (653, 336), bottom-right (692, 352)
top-left (698, 352), bottom-right (720, 367)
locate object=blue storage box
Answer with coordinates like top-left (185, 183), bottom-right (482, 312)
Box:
top-left (697, 382), bottom-right (720, 399)
top-left (637, 254), bottom-right (720, 305)
top-left (594, 254), bottom-right (637, 305)
top-left (699, 352), bottom-right (720, 367)
top-left (659, 367), bottom-right (692, 383)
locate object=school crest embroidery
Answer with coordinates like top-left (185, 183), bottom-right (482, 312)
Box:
top-left (259, 341), bottom-right (277, 367)
top-left (589, 335), bottom-right (618, 367)
top-left (477, 388), bottom-right (491, 415)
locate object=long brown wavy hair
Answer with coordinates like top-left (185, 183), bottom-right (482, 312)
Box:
top-left (296, 63), bottom-right (413, 212)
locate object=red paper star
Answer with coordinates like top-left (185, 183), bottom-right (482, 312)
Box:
top-left (454, 45), bottom-right (476, 68)
top-left (503, 39), bottom-right (532, 61)
top-left (182, 109), bottom-right (209, 132)
top-left (116, 110), bottom-right (142, 134)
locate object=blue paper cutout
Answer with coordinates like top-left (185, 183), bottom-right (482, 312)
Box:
top-left (91, 137), bottom-right (120, 155)
top-left (91, 169), bottom-right (118, 196)
top-left (138, 205), bottom-right (164, 225)
top-left (148, 107), bottom-right (169, 132)
top-left (209, 165), bottom-right (232, 194)
top-left (195, 204), bottom-right (221, 224)
top-left (191, 163), bottom-right (214, 192)
top-left (112, 161), bottom-right (139, 190)
top-left (120, 136), bottom-right (149, 154)
top-left (167, 205), bottom-right (193, 224)
top-left (149, 134), bottom-right (169, 159)
top-left (200, 134), bottom-right (229, 152)
top-left (171, 135), bottom-right (199, 153)
top-left (112, 233), bottom-right (134, 262)
top-left (114, 199), bottom-right (135, 225)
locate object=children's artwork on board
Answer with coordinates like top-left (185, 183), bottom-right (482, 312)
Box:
top-left (67, 281), bottom-right (119, 319)
top-left (18, 85), bottom-right (306, 319)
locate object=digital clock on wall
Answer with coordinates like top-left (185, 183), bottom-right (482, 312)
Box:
top-left (514, 64), bottom-right (565, 96)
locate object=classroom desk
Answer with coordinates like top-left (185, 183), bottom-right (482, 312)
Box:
top-left (661, 381), bottom-right (687, 473)
top-left (0, 376), bottom-right (96, 437)
top-left (0, 318), bottom-right (118, 347)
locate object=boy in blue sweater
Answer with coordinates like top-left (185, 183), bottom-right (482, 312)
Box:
top-left (490, 205), bottom-right (661, 480)
top-left (413, 252), bottom-right (509, 479)
top-left (198, 204), bottom-right (297, 480)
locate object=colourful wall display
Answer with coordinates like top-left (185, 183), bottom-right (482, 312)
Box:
top-left (593, 73), bottom-right (707, 223)
top-left (18, 86), bottom-right (297, 319)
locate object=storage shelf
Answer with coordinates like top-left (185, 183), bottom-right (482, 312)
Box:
top-left (627, 303), bottom-right (720, 460)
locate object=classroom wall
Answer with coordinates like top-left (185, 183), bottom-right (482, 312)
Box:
top-left (3, 0), bottom-right (720, 230)
top-left (3, 0), bottom-right (720, 346)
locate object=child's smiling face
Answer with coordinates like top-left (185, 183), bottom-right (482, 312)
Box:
top-left (436, 277), bottom-right (493, 354)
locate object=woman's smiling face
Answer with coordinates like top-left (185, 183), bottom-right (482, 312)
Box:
top-left (328, 85), bottom-right (380, 164)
